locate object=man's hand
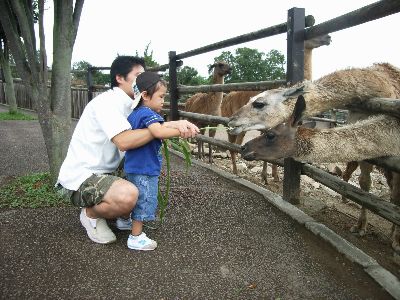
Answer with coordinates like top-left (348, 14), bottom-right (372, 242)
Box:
top-left (164, 120), bottom-right (199, 138)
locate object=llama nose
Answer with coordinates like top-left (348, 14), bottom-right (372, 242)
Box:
top-left (240, 144), bottom-right (247, 153)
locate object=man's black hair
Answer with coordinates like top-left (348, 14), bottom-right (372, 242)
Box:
top-left (110, 56), bottom-right (146, 88)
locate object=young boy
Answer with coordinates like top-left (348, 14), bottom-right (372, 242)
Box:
top-left (124, 72), bottom-right (190, 250)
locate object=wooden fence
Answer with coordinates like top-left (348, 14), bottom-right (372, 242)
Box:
top-left (163, 0), bottom-right (400, 226)
top-left (0, 79), bottom-right (106, 119)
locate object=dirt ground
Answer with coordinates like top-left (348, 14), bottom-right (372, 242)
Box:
top-left (198, 126), bottom-right (400, 278)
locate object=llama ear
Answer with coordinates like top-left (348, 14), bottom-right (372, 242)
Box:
top-left (283, 85), bottom-right (305, 97)
top-left (290, 95), bottom-right (306, 127)
top-left (208, 63), bottom-right (216, 72)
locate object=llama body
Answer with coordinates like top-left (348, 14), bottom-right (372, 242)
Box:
top-left (184, 61), bottom-right (231, 161)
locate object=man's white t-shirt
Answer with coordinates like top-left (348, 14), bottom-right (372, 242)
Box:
top-left (57, 87), bottom-right (134, 190)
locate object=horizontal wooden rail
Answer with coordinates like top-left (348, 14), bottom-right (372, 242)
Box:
top-left (305, 0), bottom-right (400, 40)
top-left (302, 163), bottom-right (400, 226)
top-left (345, 97), bottom-right (400, 118)
top-left (367, 156), bottom-right (400, 174)
top-left (176, 15), bottom-right (315, 60)
top-left (87, 63), bottom-right (174, 72)
top-left (176, 110), bottom-right (229, 125)
top-left (307, 116), bottom-right (346, 125)
top-left (178, 80), bottom-right (286, 94)
top-left (194, 134), bottom-right (284, 167)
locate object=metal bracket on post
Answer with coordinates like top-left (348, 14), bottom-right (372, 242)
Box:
top-left (168, 51), bottom-right (179, 121)
top-left (283, 7), bottom-right (305, 204)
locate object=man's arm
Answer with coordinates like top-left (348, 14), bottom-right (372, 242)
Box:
top-left (112, 128), bottom-right (153, 151)
top-left (112, 119), bottom-right (199, 151)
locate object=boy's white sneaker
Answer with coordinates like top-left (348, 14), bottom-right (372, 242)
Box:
top-left (116, 217), bottom-right (132, 230)
top-left (80, 209), bottom-right (116, 244)
top-left (127, 232), bottom-right (157, 251)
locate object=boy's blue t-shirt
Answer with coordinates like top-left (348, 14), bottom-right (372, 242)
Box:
top-left (124, 106), bottom-right (165, 176)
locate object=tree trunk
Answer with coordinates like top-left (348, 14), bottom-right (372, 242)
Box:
top-left (0, 0), bottom-right (85, 182)
top-left (0, 48), bottom-right (17, 114)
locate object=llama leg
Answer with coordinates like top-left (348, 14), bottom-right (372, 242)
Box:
top-left (228, 132), bottom-right (244, 175)
top-left (208, 144), bottom-right (213, 163)
top-left (208, 128), bottom-right (216, 164)
top-left (272, 164), bottom-right (279, 182)
top-left (231, 151), bottom-right (238, 174)
top-left (197, 128), bottom-right (206, 160)
top-left (341, 161), bottom-right (359, 203)
top-left (261, 162), bottom-right (269, 185)
top-left (197, 140), bottom-right (203, 160)
top-left (350, 162), bottom-right (373, 236)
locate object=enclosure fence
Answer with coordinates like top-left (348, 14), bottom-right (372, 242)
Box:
top-left (163, 0), bottom-right (400, 226)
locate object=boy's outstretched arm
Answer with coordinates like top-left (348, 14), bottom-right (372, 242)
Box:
top-left (164, 120), bottom-right (199, 138)
top-left (148, 122), bottom-right (183, 139)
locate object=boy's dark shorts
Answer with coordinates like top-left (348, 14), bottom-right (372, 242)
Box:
top-left (57, 174), bottom-right (121, 207)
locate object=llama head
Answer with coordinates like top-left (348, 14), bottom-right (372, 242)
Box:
top-left (304, 34), bottom-right (332, 49)
top-left (209, 61), bottom-right (232, 78)
top-left (240, 96), bottom-right (315, 161)
top-left (228, 81), bottom-right (313, 134)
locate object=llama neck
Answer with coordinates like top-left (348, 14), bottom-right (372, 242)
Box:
top-left (213, 73), bottom-right (225, 85)
top-left (303, 65), bottom-right (400, 117)
top-left (210, 74), bottom-right (224, 113)
top-left (304, 48), bottom-right (312, 81)
top-left (295, 115), bottom-right (400, 163)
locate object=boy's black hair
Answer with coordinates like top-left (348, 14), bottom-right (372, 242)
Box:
top-left (110, 56), bottom-right (146, 88)
top-left (134, 72), bottom-right (167, 108)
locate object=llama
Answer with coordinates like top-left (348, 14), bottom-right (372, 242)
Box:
top-left (221, 34), bottom-right (331, 181)
top-left (303, 34), bottom-right (332, 82)
top-left (240, 97), bottom-right (400, 163)
top-left (229, 63), bottom-right (400, 236)
top-left (240, 96), bottom-right (400, 252)
top-left (184, 61), bottom-right (232, 162)
top-left (228, 63), bottom-right (400, 134)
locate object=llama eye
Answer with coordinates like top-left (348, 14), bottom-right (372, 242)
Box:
top-left (252, 101), bottom-right (265, 109)
top-left (265, 132), bottom-right (276, 142)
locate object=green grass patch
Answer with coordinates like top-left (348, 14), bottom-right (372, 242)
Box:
top-left (0, 111), bottom-right (36, 120)
top-left (0, 173), bottom-right (71, 209)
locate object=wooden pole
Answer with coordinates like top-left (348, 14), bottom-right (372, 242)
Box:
top-left (168, 51), bottom-right (179, 121)
top-left (283, 7), bottom-right (305, 204)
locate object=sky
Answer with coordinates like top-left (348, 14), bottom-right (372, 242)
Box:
top-left (43, 0), bottom-right (400, 80)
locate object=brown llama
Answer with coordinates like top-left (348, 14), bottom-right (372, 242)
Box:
top-left (184, 61), bottom-right (232, 162)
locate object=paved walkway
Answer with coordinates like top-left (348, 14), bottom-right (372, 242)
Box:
top-left (0, 105), bottom-right (397, 299)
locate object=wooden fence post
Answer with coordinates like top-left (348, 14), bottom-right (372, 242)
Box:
top-left (86, 67), bottom-right (93, 102)
top-left (168, 51), bottom-right (179, 121)
top-left (283, 7), bottom-right (305, 204)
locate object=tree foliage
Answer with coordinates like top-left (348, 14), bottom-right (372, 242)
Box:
top-left (214, 47), bottom-right (285, 83)
top-left (177, 66), bottom-right (208, 86)
top-left (72, 60), bottom-right (109, 86)
top-left (135, 42), bottom-right (158, 69)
